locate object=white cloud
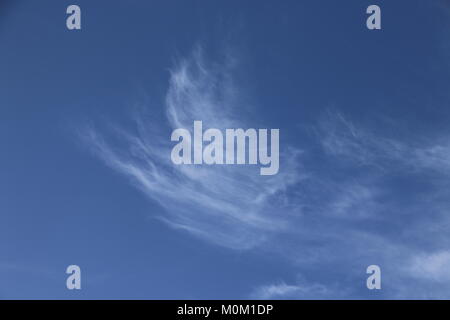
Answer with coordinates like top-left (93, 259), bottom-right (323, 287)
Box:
top-left (81, 47), bottom-right (303, 250)
top-left (251, 282), bottom-right (303, 299)
top-left (250, 279), bottom-right (343, 299)
top-left (326, 181), bottom-right (380, 219)
top-left (319, 110), bottom-right (450, 176)
top-left (80, 48), bottom-right (450, 298)
top-left (407, 250), bottom-right (450, 282)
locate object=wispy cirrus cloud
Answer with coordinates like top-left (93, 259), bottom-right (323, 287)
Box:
top-left (246, 110), bottom-right (450, 299)
top-left (80, 46), bottom-right (450, 298)
top-left (81, 47), bottom-right (303, 250)
top-left (407, 250), bottom-right (450, 282)
top-left (250, 277), bottom-right (346, 300)
top-left (251, 282), bottom-right (309, 300)
top-left (318, 110), bottom-right (450, 175)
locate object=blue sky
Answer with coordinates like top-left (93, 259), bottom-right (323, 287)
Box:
top-left (2, 0), bottom-right (450, 299)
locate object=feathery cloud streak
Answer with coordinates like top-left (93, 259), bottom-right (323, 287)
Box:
top-left (81, 48), bottom-right (302, 249)
top-left (81, 47), bottom-right (450, 298)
